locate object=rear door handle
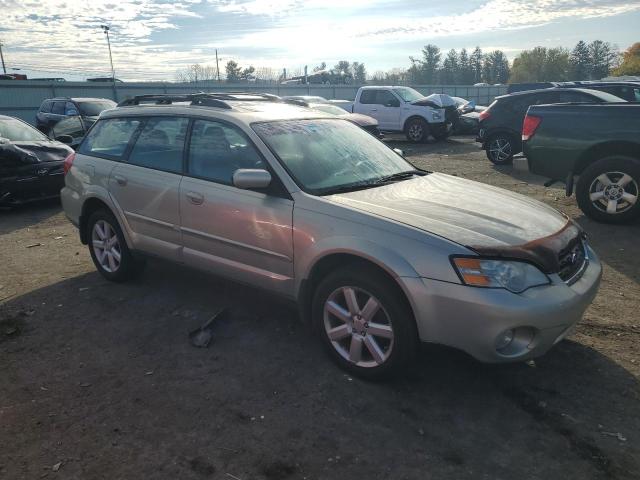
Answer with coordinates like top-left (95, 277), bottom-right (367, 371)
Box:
top-left (186, 191), bottom-right (204, 205)
top-left (113, 174), bottom-right (127, 186)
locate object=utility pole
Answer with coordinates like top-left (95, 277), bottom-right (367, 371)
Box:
top-left (100, 25), bottom-right (115, 81)
top-left (215, 49), bottom-right (220, 82)
top-left (0, 40), bottom-right (7, 74)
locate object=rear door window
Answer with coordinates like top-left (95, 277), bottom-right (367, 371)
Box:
top-left (51, 101), bottom-right (65, 115)
top-left (127, 117), bottom-right (188, 173)
top-left (78, 118), bottom-right (142, 159)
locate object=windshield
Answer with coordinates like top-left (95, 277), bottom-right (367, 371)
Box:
top-left (253, 119), bottom-right (418, 195)
top-left (77, 100), bottom-right (116, 116)
top-left (0, 117), bottom-right (49, 142)
top-left (310, 104), bottom-right (348, 116)
top-left (393, 87), bottom-right (425, 102)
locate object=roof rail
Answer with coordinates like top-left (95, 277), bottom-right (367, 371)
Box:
top-left (117, 92), bottom-right (283, 109)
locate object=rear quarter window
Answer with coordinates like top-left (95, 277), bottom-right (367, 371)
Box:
top-left (51, 101), bottom-right (65, 115)
top-left (78, 118), bottom-right (142, 159)
top-left (39, 101), bottom-right (52, 113)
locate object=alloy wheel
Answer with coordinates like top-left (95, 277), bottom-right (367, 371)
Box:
top-left (489, 137), bottom-right (512, 163)
top-left (408, 124), bottom-right (423, 141)
top-left (92, 220), bottom-right (122, 273)
top-left (323, 286), bottom-right (394, 368)
top-left (588, 171), bottom-right (638, 215)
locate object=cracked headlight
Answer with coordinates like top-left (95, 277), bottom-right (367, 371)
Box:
top-left (452, 257), bottom-right (550, 293)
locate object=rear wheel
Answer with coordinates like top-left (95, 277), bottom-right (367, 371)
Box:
top-left (312, 266), bottom-right (418, 379)
top-left (87, 209), bottom-right (144, 282)
top-left (405, 118), bottom-right (429, 143)
top-left (486, 134), bottom-right (515, 165)
top-left (576, 156), bottom-right (640, 224)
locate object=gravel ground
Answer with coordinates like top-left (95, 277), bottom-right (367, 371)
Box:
top-left (1, 136), bottom-right (639, 480)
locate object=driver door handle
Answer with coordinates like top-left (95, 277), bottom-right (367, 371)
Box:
top-left (113, 174), bottom-right (127, 186)
top-left (186, 191), bottom-right (204, 205)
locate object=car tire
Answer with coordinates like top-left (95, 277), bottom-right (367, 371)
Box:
top-left (405, 118), bottom-right (429, 143)
top-left (486, 133), bottom-right (515, 165)
top-left (87, 209), bottom-right (144, 282)
top-left (576, 156), bottom-right (640, 224)
top-left (312, 265), bottom-right (418, 380)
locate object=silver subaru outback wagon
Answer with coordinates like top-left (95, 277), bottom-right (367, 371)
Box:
top-left (61, 92), bottom-right (602, 379)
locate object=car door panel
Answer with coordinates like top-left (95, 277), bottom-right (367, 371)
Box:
top-left (109, 164), bottom-right (182, 261)
top-left (180, 178), bottom-right (294, 295)
top-left (180, 118), bottom-right (294, 296)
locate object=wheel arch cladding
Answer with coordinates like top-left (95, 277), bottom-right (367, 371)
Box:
top-left (298, 253), bottom-right (416, 326)
top-left (575, 141), bottom-right (640, 174)
top-left (79, 197), bottom-right (115, 245)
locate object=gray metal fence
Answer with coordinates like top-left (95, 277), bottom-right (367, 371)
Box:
top-left (0, 80), bottom-right (508, 124)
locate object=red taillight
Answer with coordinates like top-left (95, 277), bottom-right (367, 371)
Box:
top-left (478, 110), bottom-right (491, 121)
top-left (522, 115), bottom-right (542, 141)
top-left (63, 152), bottom-right (76, 175)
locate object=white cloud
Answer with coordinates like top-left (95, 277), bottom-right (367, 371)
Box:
top-left (0, 0), bottom-right (638, 80)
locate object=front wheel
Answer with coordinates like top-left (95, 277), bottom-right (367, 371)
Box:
top-left (576, 156), bottom-right (640, 224)
top-left (486, 134), bottom-right (514, 165)
top-left (312, 266), bottom-right (418, 379)
top-left (405, 118), bottom-right (429, 143)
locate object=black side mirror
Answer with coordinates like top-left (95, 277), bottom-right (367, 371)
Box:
top-left (55, 135), bottom-right (74, 145)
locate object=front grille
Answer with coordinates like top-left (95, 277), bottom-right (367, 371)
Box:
top-left (558, 239), bottom-right (588, 283)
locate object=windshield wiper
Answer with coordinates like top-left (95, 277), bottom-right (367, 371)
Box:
top-left (373, 170), bottom-right (427, 185)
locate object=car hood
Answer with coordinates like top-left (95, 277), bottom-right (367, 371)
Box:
top-left (0, 141), bottom-right (73, 164)
top-left (325, 173), bottom-right (569, 248)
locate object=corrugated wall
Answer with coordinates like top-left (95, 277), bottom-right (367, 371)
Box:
top-left (0, 80), bottom-right (508, 124)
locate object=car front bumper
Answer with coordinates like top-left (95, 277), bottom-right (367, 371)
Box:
top-left (402, 245), bottom-right (602, 363)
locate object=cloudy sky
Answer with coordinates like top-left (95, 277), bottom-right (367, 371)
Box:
top-left (0, 0), bottom-right (639, 80)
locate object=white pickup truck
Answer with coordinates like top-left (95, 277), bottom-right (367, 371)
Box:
top-left (352, 86), bottom-right (451, 142)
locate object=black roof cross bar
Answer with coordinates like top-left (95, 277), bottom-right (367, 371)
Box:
top-left (117, 92), bottom-right (283, 108)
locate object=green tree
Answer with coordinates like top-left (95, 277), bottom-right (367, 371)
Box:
top-left (334, 60), bottom-right (351, 75)
top-left (510, 47), bottom-right (569, 82)
top-left (470, 46), bottom-right (484, 83)
top-left (589, 40), bottom-right (617, 79)
top-left (569, 40), bottom-right (591, 80)
top-left (612, 42), bottom-right (640, 76)
top-left (225, 60), bottom-right (242, 82)
top-left (313, 62), bottom-right (326, 72)
top-left (351, 61), bottom-right (367, 84)
top-left (441, 49), bottom-right (459, 84)
top-left (458, 48), bottom-right (474, 84)
top-left (482, 50), bottom-right (510, 83)
top-left (240, 65), bottom-right (255, 80)
top-left (420, 44), bottom-right (441, 84)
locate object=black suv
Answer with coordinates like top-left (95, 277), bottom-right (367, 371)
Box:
top-left (507, 81), bottom-right (640, 101)
top-left (36, 97), bottom-right (116, 147)
top-left (477, 88), bottom-right (624, 165)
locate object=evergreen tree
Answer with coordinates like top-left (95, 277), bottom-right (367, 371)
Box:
top-left (225, 60), bottom-right (242, 82)
top-left (441, 49), bottom-right (459, 84)
top-left (589, 40), bottom-right (617, 79)
top-left (351, 62), bottom-right (367, 84)
top-left (458, 48), bottom-right (473, 84)
top-left (470, 47), bottom-right (484, 83)
top-left (420, 44), bottom-right (442, 84)
top-left (569, 40), bottom-right (591, 80)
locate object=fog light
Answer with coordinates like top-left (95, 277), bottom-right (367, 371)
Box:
top-left (495, 329), bottom-right (515, 351)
